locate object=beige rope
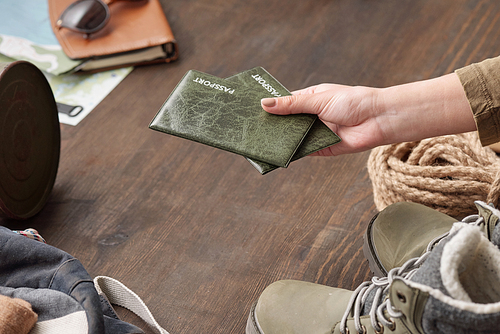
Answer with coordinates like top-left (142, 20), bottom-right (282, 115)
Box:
top-left (367, 132), bottom-right (500, 218)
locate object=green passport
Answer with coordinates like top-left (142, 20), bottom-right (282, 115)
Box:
top-left (226, 67), bottom-right (341, 174)
top-left (149, 70), bottom-right (317, 167)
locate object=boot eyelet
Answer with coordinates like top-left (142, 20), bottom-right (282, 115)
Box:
top-left (387, 319), bottom-right (396, 331)
top-left (375, 322), bottom-right (384, 334)
top-left (360, 325), bottom-right (367, 334)
top-left (396, 291), bottom-right (406, 303)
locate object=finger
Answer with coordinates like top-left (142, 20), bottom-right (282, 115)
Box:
top-left (261, 93), bottom-right (330, 116)
top-left (290, 86), bottom-right (320, 95)
top-left (309, 144), bottom-right (348, 157)
top-left (308, 140), bottom-right (357, 157)
top-left (291, 83), bottom-right (347, 96)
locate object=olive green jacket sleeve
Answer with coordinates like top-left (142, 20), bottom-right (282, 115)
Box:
top-left (455, 56), bottom-right (500, 146)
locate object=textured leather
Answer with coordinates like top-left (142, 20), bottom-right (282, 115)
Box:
top-left (366, 201), bottom-right (500, 276)
top-left (48, 0), bottom-right (178, 68)
top-left (475, 201), bottom-right (500, 240)
top-left (149, 70), bottom-right (317, 167)
top-left (365, 202), bottom-right (456, 275)
top-left (226, 67), bottom-right (341, 174)
top-left (390, 278), bottom-right (428, 334)
top-left (249, 279), bottom-right (408, 334)
top-left (253, 280), bottom-right (352, 334)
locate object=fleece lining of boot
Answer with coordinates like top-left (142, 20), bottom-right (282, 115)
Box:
top-left (441, 224), bottom-right (500, 304)
top-left (407, 225), bottom-right (500, 314)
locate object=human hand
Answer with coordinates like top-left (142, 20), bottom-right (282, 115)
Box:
top-left (261, 84), bottom-right (389, 156)
top-left (261, 74), bottom-right (476, 156)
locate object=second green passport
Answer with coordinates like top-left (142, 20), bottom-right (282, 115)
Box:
top-left (149, 70), bottom-right (317, 167)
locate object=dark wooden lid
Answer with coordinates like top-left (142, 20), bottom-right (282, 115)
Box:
top-left (0, 61), bottom-right (60, 219)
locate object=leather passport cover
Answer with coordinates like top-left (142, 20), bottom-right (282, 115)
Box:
top-left (226, 67), bottom-right (341, 174)
top-left (48, 0), bottom-right (178, 71)
top-left (149, 70), bottom-right (317, 168)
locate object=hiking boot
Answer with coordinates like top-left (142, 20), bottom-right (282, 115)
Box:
top-left (246, 224), bottom-right (500, 334)
top-left (363, 200), bottom-right (500, 276)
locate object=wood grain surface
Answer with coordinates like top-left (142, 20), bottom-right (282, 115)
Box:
top-left (4, 0), bottom-right (500, 333)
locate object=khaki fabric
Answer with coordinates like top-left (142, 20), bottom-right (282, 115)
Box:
top-left (456, 56), bottom-right (500, 146)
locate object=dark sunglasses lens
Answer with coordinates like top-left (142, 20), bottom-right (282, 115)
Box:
top-left (61, 0), bottom-right (108, 33)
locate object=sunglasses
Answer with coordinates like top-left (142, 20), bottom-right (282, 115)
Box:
top-left (56, 0), bottom-right (144, 38)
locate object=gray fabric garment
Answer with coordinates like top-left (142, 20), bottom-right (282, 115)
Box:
top-left (0, 226), bottom-right (143, 334)
top-left (0, 286), bottom-right (84, 321)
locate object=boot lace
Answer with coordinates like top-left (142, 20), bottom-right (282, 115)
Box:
top-left (339, 252), bottom-right (427, 334)
top-left (339, 207), bottom-right (487, 334)
top-left (424, 207), bottom-right (485, 254)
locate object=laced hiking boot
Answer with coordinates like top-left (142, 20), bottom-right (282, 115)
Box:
top-left (246, 224), bottom-right (500, 334)
top-left (363, 200), bottom-right (500, 277)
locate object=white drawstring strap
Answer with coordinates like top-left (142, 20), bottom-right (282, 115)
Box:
top-left (93, 276), bottom-right (169, 334)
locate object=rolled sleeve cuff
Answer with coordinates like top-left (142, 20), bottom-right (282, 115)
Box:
top-left (455, 56), bottom-right (500, 146)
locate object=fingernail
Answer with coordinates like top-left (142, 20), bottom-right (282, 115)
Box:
top-left (261, 98), bottom-right (276, 107)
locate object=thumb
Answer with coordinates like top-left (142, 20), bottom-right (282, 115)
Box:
top-left (261, 94), bottom-right (326, 116)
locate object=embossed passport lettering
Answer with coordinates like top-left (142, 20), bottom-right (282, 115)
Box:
top-left (226, 67), bottom-right (341, 174)
top-left (149, 70), bottom-right (317, 167)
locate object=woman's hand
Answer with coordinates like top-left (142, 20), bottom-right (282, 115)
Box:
top-left (261, 73), bottom-right (476, 156)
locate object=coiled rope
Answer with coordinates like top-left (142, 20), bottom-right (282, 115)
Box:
top-left (367, 132), bottom-right (500, 218)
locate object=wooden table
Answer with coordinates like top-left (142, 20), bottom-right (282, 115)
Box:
top-left (6, 1), bottom-right (500, 333)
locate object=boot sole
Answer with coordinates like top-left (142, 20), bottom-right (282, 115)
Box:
top-left (362, 212), bottom-right (388, 277)
top-left (246, 301), bottom-right (263, 334)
